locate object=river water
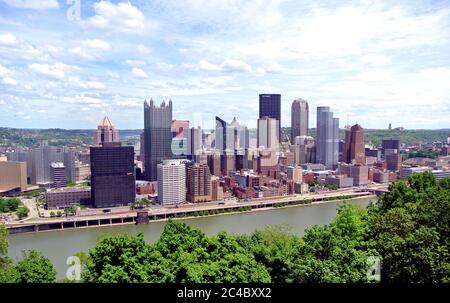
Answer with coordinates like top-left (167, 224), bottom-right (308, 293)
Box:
top-left (7, 197), bottom-right (376, 279)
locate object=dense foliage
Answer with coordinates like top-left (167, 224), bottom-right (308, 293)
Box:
top-left (280, 127), bottom-right (449, 146)
top-left (367, 172), bottom-right (450, 282)
top-left (0, 198), bottom-right (21, 213)
top-left (0, 172), bottom-right (448, 283)
top-left (402, 148), bottom-right (441, 159)
top-left (0, 225), bottom-right (57, 283)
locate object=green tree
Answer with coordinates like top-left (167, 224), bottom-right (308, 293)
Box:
top-left (16, 207), bottom-right (29, 219)
top-left (367, 174), bottom-right (450, 282)
top-left (288, 203), bottom-right (377, 283)
top-left (14, 250), bottom-right (56, 283)
top-left (82, 233), bottom-right (153, 283)
top-left (0, 224), bottom-right (18, 282)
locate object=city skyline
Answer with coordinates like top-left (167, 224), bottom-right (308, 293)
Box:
top-left (0, 0), bottom-right (449, 130)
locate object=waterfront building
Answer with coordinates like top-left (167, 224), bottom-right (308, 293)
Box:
top-left (90, 143), bottom-right (136, 208)
top-left (400, 166), bottom-right (450, 180)
top-left (157, 159), bottom-right (186, 207)
top-left (316, 107), bottom-right (339, 169)
top-left (211, 176), bottom-right (224, 201)
top-left (325, 175), bottom-right (354, 188)
top-left (343, 124), bottom-right (366, 165)
top-left (291, 99), bottom-right (309, 140)
top-left (50, 162), bottom-right (66, 188)
top-left (259, 94), bottom-right (281, 139)
top-left (186, 163), bottom-right (211, 202)
top-left (0, 161), bottom-right (27, 193)
top-left (94, 116), bottom-right (120, 146)
top-left (144, 99), bottom-right (173, 181)
top-left (45, 187), bottom-right (91, 209)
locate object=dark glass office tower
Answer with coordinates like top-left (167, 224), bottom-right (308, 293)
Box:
top-left (259, 94), bottom-right (281, 139)
top-left (90, 143), bottom-right (136, 208)
top-left (144, 99), bottom-right (173, 181)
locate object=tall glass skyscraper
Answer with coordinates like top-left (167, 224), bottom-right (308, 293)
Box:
top-left (259, 94), bottom-right (281, 139)
top-left (316, 106), bottom-right (339, 169)
top-left (144, 99), bottom-right (173, 181)
top-left (291, 99), bottom-right (309, 140)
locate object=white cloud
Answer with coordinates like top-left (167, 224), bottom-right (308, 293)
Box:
top-left (0, 32), bottom-right (18, 45)
top-left (2, 0), bottom-right (58, 10)
top-left (0, 64), bottom-right (9, 76)
top-left (136, 44), bottom-right (151, 55)
top-left (84, 1), bottom-right (154, 34)
top-left (361, 54), bottom-right (390, 66)
top-left (29, 63), bottom-right (66, 79)
top-left (80, 81), bottom-right (106, 90)
top-left (116, 100), bottom-right (141, 108)
top-left (0, 100), bottom-right (6, 105)
top-left (197, 59), bottom-right (252, 73)
top-left (125, 59), bottom-right (146, 67)
top-left (131, 67), bottom-right (148, 78)
top-left (2, 77), bottom-right (17, 85)
top-left (69, 39), bottom-right (111, 60)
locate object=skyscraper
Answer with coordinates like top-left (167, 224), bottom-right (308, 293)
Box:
top-left (157, 159), bottom-right (186, 207)
top-left (171, 120), bottom-right (189, 158)
top-left (316, 107), bottom-right (339, 169)
top-left (144, 99), bottom-right (173, 181)
top-left (343, 124), bottom-right (365, 165)
top-left (259, 94), bottom-right (281, 139)
top-left (186, 126), bottom-right (203, 161)
top-left (90, 143), bottom-right (136, 208)
top-left (257, 116), bottom-right (279, 149)
top-left (94, 116), bottom-right (119, 146)
top-left (50, 162), bottom-right (66, 188)
top-left (186, 163), bottom-right (211, 202)
top-left (291, 99), bottom-right (309, 140)
top-left (29, 143), bottom-right (64, 185)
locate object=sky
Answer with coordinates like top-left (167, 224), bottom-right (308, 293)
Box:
top-left (0, 0), bottom-right (449, 130)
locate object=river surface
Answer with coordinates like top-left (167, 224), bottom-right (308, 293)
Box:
top-left (8, 197), bottom-right (375, 279)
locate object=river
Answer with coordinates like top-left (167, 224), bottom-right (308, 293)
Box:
top-left (7, 196), bottom-right (376, 279)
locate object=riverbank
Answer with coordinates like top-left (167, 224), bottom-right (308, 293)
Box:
top-left (8, 196), bottom-right (376, 280)
top-left (6, 192), bottom-right (376, 235)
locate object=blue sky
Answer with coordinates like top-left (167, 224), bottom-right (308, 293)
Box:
top-left (0, 0), bottom-right (449, 130)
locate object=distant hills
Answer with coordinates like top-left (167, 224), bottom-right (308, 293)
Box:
top-left (1, 127), bottom-right (449, 147)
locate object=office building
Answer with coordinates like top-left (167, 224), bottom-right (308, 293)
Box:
top-left (257, 116), bottom-right (279, 149)
top-left (287, 165), bottom-right (302, 183)
top-left (144, 99), bottom-right (173, 181)
top-left (187, 126), bottom-right (203, 161)
top-left (382, 139), bottom-right (400, 157)
top-left (50, 162), bottom-right (66, 188)
top-left (343, 124), bottom-right (366, 165)
top-left (291, 99), bottom-right (309, 140)
top-left (45, 187), bottom-right (91, 209)
top-left (90, 143), bottom-right (136, 208)
top-left (94, 116), bottom-right (120, 146)
top-left (207, 152), bottom-right (221, 176)
top-left (29, 143), bottom-right (64, 186)
top-left (186, 163), bottom-right (211, 202)
top-left (0, 161), bottom-right (27, 193)
top-left (386, 153), bottom-right (402, 171)
top-left (316, 107), bottom-right (339, 169)
top-left (157, 160), bottom-right (186, 207)
top-left (259, 94), bottom-right (281, 139)
top-left (171, 120), bottom-right (189, 158)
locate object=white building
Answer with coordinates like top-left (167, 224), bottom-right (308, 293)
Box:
top-left (157, 160), bottom-right (186, 207)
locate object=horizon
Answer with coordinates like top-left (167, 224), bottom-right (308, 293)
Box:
top-left (0, 1), bottom-right (449, 130)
